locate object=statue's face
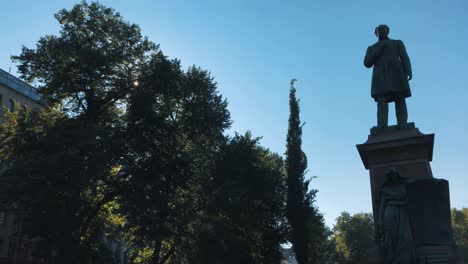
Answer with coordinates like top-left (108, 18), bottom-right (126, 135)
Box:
top-left (375, 25), bottom-right (389, 39)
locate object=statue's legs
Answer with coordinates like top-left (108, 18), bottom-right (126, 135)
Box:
top-left (377, 97), bottom-right (388, 128)
top-left (395, 96), bottom-right (408, 125)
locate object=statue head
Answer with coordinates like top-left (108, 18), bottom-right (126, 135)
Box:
top-left (375, 25), bottom-right (390, 40)
top-left (383, 169), bottom-right (404, 186)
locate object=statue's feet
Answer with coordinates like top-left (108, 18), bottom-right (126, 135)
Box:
top-left (397, 122), bottom-right (410, 129)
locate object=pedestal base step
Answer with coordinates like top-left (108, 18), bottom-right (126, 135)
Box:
top-left (419, 252), bottom-right (449, 264)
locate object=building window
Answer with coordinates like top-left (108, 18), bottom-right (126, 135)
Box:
top-left (7, 99), bottom-right (14, 112)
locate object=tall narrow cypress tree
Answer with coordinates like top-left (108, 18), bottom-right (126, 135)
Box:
top-left (286, 79), bottom-right (326, 264)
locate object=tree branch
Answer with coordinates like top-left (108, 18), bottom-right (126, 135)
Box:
top-left (159, 244), bottom-right (176, 264)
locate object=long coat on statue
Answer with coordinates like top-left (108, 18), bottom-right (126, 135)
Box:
top-left (364, 39), bottom-right (412, 102)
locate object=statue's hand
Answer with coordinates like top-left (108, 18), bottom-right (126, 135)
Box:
top-left (407, 73), bottom-right (412, 81)
top-left (379, 39), bottom-right (387, 48)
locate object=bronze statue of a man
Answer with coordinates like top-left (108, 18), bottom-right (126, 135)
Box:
top-left (364, 25), bottom-right (412, 128)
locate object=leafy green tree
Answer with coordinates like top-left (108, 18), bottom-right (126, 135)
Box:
top-left (452, 208), bottom-right (468, 257)
top-left (188, 133), bottom-right (287, 264)
top-left (121, 51), bottom-right (230, 264)
top-left (331, 212), bottom-right (374, 264)
top-left (321, 226), bottom-right (341, 263)
top-left (5, 2), bottom-right (156, 262)
top-left (285, 80), bottom-right (327, 264)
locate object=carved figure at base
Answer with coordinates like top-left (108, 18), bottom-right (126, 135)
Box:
top-left (377, 170), bottom-right (415, 264)
top-left (364, 25), bottom-right (413, 128)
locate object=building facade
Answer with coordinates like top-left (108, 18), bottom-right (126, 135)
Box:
top-left (0, 68), bottom-right (41, 122)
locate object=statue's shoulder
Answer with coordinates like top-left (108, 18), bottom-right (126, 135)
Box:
top-left (369, 41), bottom-right (380, 48)
top-left (385, 39), bottom-right (405, 49)
top-left (391, 39), bottom-right (404, 45)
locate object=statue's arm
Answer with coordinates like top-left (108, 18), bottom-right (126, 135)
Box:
top-left (364, 44), bottom-right (384, 68)
top-left (399, 40), bottom-right (413, 79)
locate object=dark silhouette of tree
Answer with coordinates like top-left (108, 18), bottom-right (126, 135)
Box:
top-left (188, 133), bottom-right (287, 264)
top-left (285, 80), bottom-right (327, 264)
top-left (0, 2), bottom-right (308, 264)
top-left (121, 52), bottom-right (230, 263)
top-left (5, 2), bottom-right (156, 262)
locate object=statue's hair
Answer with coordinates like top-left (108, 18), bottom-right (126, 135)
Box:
top-left (375, 24), bottom-right (390, 37)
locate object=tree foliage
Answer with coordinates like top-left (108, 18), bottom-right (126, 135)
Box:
top-left (121, 51), bottom-right (230, 263)
top-left (0, 2), bottom-right (295, 264)
top-left (330, 212), bottom-right (374, 264)
top-left (452, 208), bottom-right (468, 257)
top-left (285, 80), bottom-right (327, 264)
top-left (5, 1), bottom-right (156, 262)
top-left (188, 133), bottom-right (287, 264)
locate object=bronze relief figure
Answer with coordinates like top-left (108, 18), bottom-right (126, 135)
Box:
top-left (377, 170), bottom-right (415, 264)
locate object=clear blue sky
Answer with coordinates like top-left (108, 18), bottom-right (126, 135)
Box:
top-left (1, 0), bottom-right (467, 227)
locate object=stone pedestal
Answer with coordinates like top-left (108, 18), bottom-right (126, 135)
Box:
top-left (357, 123), bottom-right (434, 226)
top-left (356, 123), bottom-right (460, 263)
